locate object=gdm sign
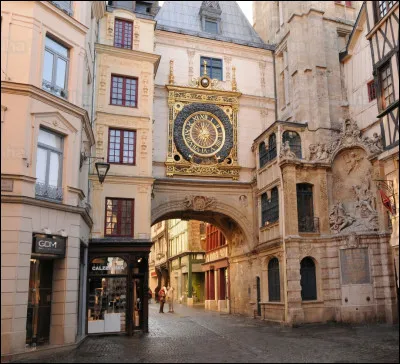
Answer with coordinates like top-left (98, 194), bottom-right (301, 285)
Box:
top-left (33, 235), bottom-right (66, 256)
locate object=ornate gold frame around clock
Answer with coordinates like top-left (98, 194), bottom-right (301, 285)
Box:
top-left (165, 62), bottom-right (241, 180)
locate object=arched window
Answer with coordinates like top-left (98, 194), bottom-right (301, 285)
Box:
top-left (268, 257), bottom-right (280, 301)
top-left (282, 131), bottom-right (302, 159)
top-left (259, 141), bottom-right (268, 168)
top-left (296, 183), bottom-right (315, 232)
top-left (300, 257), bottom-right (317, 301)
top-left (268, 133), bottom-right (277, 160)
top-left (261, 187), bottom-right (279, 227)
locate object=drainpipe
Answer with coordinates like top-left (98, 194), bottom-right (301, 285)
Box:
top-left (272, 49), bottom-right (278, 121)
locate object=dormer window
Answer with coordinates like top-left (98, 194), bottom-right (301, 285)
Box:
top-left (205, 19), bottom-right (218, 34)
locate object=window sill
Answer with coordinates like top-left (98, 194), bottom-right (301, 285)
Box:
top-left (108, 162), bottom-right (137, 166)
top-left (299, 232), bottom-right (320, 237)
top-left (301, 300), bottom-right (324, 305)
top-left (35, 195), bottom-right (63, 204)
top-left (42, 85), bottom-right (68, 100)
top-left (260, 301), bottom-right (284, 305)
top-left (109, 104), bottom-right (138, 109)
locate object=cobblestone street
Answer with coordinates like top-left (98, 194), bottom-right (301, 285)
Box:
top-left (14, 303), bottom-right (399, 363)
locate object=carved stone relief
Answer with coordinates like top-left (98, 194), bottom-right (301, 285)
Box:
top-left (224, 56), bottom-right (232, 81)
top-left (308, 119), bottom-right (383, 162)
top-left (183, 195), bottom-right (217, 211)
top-left (133, 21), bottom-right (140, 49)
top-left (187, 49), bottom-right (196, 82)
top-left (141, 72), bottom-right (150, 97)
top-left (239, 195), bottom-right (248, 208)
top-left (330, 149), bottom-right (379, 234)
top-left (259, 61), bottom-right (266, 96)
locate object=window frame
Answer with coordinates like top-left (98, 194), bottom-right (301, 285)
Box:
top-left (200, 56), bottom-right (223, 81)
top-left (205, 19), bottom-right (218, 34)
top-left (300, 257), bottom-right (317, 301)
top-left (104, 197), bottom-right (135, 237)
top-left (110, 74), bottom-right (138, 108)
top-left (113, 18), bottom-right (133, 49)
top-left (378, 61), bottom-right (395, 110)
top-left (35, 127), bottom-right (64, 201)
top-left (374, 1), bottom-right (398, 21)
top-left (42, 35), bottom-right (69, 99)
top-left (367, 80), bottom-right (377, 102)
top-left (107, 128), bottom-right (137, 165)
top-left (268, 257), bottom-right (281, 302)
top-left (261, 187), bottom-right (279, 227)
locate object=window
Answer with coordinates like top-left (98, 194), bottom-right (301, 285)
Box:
top-left (261, 187), bottom-right (279, 227)
top-left (376, 1), bottom-right (398, 20)
top-left (42, 35), bottom-right (69, 98)
top-left (259, 134), bottom-right (277, 168)
top-left (35, 128), bottom-right (63, 201)
top-left (379, 62), bottom-right (394, 109)
top-left (110, 75), bottom-right (138, 107)
top-left (297, 184), bottom-right (316, 233)
top-left (300, 257), bottom-right (317, 301)
top-left (51, 1), bottom-right (73, 16)
top-left (367, 80), bottom-right (376, 102)
top-left (105, 198), bottom-right (134, 236)
top-left (268, 258), bottom-right (280, 302)
top-left (206, 224), bottom-right (226, 251)
top-left (200, 57), bottom-right (223, 81)
top-left (282, 131), bottom-right (302, 159)
top-left (108, 128), bottom-right (136, 164)
top-left (114, 19), bottom-right (133, 49)
top-left (205, 20), bottom-right (218, 34)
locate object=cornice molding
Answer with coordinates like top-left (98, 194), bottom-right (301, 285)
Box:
top-left (95, 43), bottom-right (161, 75)
top-left (1, 81), bottom-right (95, 145)
top-left (1, 174), bottom-right (36, 183)
top-left (89, 174), bottom-right (154, 185)
top-left (1, 194), bottom-right (93, 228)
top-left (67, 186), bottom-right (85, 200)
top-left (39, 1), bottom-right (88, 35)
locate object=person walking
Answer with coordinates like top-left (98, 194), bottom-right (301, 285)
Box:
top-left (158, 286), bottom-right (166, 313)
top-left (167, 285), bottom-right (175, 313)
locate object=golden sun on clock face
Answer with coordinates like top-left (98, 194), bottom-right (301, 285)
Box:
top-left (182, 111), bottom-right (225, 157)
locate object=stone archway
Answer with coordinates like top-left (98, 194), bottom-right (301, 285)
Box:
top-left (151, 178), bottom-right (256, 255)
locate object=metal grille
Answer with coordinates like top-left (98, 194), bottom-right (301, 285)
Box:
top-left (35, 182), bottom-right (63, 202)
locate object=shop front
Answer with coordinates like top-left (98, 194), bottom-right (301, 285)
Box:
top-left (87, 240), bottom-right (152, 335)
top-left (26, 233), bottom-right (66, 348)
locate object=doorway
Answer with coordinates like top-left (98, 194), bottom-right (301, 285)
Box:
top-left (26, 259), bottom-right (53, 348)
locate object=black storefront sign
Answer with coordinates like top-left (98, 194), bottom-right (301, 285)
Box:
top-left (33, 235), bottom-right (66, 256)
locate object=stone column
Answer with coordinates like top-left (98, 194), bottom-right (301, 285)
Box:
top-left (281, 163), bottom-right (298, 235)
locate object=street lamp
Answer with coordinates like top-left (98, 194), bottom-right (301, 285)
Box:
top-left (95, 161), bottom-right (110, 184)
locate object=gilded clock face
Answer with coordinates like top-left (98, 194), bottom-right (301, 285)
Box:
top-left (173, 103), bottom-right (233, 164)
top-left (183, 112), bottom-right (225, 157)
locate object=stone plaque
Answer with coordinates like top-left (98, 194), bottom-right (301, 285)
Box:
top-left (340, 248), bottom-right (370, 285)
top-left (1, 179), bottom-right (13, 192)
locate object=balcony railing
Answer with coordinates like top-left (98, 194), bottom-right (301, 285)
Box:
top-left (42, 80), bottom-right (68, 99)
top-left (298, 216), bottom-right (320, 233)
top-left (50, 1), bottom-right (73, 16)
top-left (35, 182), bottom-right (63, 202)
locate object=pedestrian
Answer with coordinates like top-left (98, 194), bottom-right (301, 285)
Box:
top-left (158, 286), bottom-right (166, 313)
top-left (167, 285), bottom-right (175, 313)
top-left (148, 288), bottom-right (153, 304)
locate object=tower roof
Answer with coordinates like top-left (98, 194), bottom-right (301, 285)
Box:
top-left (155, 1), bottom-right (273, 50)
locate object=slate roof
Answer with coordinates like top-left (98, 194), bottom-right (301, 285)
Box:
top-left (155, 1), bottom-right (273, 50)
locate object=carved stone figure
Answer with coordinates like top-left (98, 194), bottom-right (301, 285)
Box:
top-left (280, 141), bottom-right (297, 159)
top-left (352, 171), bottom-right (377, 219)
top-left (309, 143), bottom-right (329, 161)
top-left (343, 151), bottom-right (364, 174)
top-left (329, 202), bottom-right (356, 233)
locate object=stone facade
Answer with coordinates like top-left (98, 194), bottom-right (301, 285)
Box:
top-left (1, 1), bottom-right (104, 359)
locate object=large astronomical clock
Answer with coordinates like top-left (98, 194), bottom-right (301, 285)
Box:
top-left (165, 72), bottom-right (241, 180)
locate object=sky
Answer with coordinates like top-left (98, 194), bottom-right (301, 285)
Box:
top-left (158, 1), bottom-right (254, 24)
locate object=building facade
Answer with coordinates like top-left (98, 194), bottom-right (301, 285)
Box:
top-left (250, 0), bottom-right (398, 324)
top-left (88, 0), bottom-right (160, 335)
top-left (1, 1), bottom-right (104, 359)
top-left (168, 219), bottom-right (205, 305)
top-left (202, 224), bottom-right (229, 312)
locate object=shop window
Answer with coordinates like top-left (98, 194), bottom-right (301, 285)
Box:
top-left (105, 198), bottom-right (134, 236)
top-left (261, 187), bottom-right (279, 227)
top-left (379, 61), bottom-right (394, 109)
top-left (42, 35), bottom-right (69, 98)
top-left (297, 183), bottom-right (316, 232)
top-left (88, 257), bottom-right (128, 334)
top-left (35, 128), bottom-right (63, 202)
top-left (367, 80), bottom-right (376, 102)
top-left (108, 128), bottom-right (136, 164)
top-left (114, 19), bottom-right (133, 49)
top-left (268, 257), bottom-right (280, 302)
top-left (110, 75), bottom-right (138, 107)
top-left (200, 56), bottom-right (223, 81)
top-left (300, 257), bottom-right (317, 301)
top-left (282, 131), bottom-right (302, 159)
